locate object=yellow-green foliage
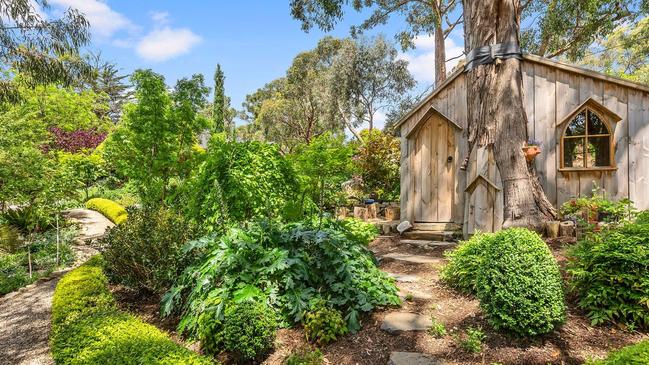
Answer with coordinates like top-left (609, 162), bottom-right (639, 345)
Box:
top-left (587, 341), bottom-right (649, 364)
top-left (85, 198), bottom-right (127, 225)
top-left (51, 256), bottom-right (212, 365)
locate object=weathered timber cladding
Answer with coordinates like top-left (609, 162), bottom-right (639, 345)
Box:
top-left (399, 56), bottom-right (649, 233)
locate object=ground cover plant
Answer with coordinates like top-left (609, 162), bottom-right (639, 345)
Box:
top-left (587, 340), bottom-right (649, 364)
top-left (162, 218), bottom-right (399, 357)
top-left (85, 198), bottom-right (127, 225)
top-left (99, 207), bottom-right (198, 294)
top-left (50, 256), bottom-right (212, 365)
top-left (0, 225), bottom-right (76, 295)
top-left (568, 222), bottom-right (649, 328)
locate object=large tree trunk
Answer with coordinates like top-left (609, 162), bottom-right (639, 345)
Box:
top-left (434, 20), bottom-right (447, 86)
top-left (463, 0), bottom-right (556, 230)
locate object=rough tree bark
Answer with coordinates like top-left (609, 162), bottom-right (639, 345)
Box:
top-left (434, 20), bottom-right (447, 86)
top-left (433, 1), bottom-right (447, 86)
top-left (463, 0), bottom-right (557, 230)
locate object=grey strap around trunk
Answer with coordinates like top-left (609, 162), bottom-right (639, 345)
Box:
top-left (464, 42), bottom-right (522, 71)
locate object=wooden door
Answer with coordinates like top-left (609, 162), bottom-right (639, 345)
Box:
top-left (412, 115), bottom-right (457, 222)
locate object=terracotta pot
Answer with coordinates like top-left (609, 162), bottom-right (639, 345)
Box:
top-left (522, 145), bottom-right (541, 162)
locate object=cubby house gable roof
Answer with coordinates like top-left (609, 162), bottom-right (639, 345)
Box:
top-left (556, 97), bottom-right (622, 128)
top-left (404, 105), bottom-right (463, 139)
top-left (394, 54), bottom-right (649, 130)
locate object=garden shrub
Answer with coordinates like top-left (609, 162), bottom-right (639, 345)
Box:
top-left (50, 256), bottom-right (212, 365)
top-left (636, 210), bottom-right (649, 224)
top-left (163, 219), bottom-right (399, 339)
top-left (304, 304), bottom-right (348, 344)
top-left (476, 228), bottom-right (566, 336)
top-left (290, 132), bottom-right (353, 212)
top-left (99, 207), bottom-right (197, 294)
top-left (0, 226), bottom-right (76, 295)
top-left (221, 301), bottom-right (278, 361)
top-left (284, 347), bottom-right (324, 365)
top-left (0, 253), bottom-right (30, 294)
top-left (185, 139), bottom-right (299, 232)
top-left (352, 129), bottom-right (400, 201)
top-left (85, 198), bottom-right (127, 225)
top-left (587, 341), bottom-right (649, 364)
top-left (567, 222), bottom-right (649, 328)
top-left (336, 218), bottom-right (379, 245)
top-left (441, 231), bottom-right (491, 295)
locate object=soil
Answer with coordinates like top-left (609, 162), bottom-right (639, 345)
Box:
top-left (112, 235), bottom-right (648, 365)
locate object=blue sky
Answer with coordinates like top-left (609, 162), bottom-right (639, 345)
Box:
top-left (42, 1), bottom-right (465, 127)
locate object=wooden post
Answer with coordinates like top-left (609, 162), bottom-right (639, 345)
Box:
top-left (560, 221), bottom-right (576, 237)
top-left (336, 207), bottom-right (349, 220)
top-left (366, 203), bottom-right (378, 219)
top-left (354, 206), bottom-right (368, 221)
top-left (545, 221), bottom-right (560, 238)
top-left (385, 206), bottom-right (401, 221)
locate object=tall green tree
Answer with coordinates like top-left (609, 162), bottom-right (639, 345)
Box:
top-left (579, 16), bottom-right (649, 85)
top-left (104, 70), bottom-right (209, 206)
top-left (291, 0), bottom-right (462, 85)
top-left (0, 0), bottom-right (91, 102)
top-left (213, 64), bottom-right (226, 133)
top-left (290, 0), bottom-right (646, 82)
top-left (328, 36), bottom-right (415, 139)
top-left (85, 54), bottom-right (132, 123)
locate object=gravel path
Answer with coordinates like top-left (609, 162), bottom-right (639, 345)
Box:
top-left (0, 209), bottom-right (113, 365)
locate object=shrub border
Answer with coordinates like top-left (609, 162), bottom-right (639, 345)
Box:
top-left (50, 256), bottom-right (212, 364)
top-left (85, 198), bottom-right (128, 225)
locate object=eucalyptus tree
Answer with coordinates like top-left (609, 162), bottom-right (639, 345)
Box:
top-left (291, 0), bottom-right (462, 85)
top-left (0, 0), bottom-right (91, 102)
top-left (327, 36), bottom-right (415, 139)
top-left (579, 17), bottom-right (649, 85)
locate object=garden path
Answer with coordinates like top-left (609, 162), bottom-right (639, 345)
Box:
top-left (0, 209), bottom-right (112, 365)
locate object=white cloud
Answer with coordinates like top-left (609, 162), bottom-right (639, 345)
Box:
top-left (150, 11), bottom-right (170, 25)
top-left (136, 27), bottom-right (202, 62)
top-left (399, 35), bottom-right (465, 84)
top-left (49, 0), bottom-right (133, 38)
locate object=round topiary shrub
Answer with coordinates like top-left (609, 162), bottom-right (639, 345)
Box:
top-left (568, 222), bottom-right (649, 328)
top-left (476, 228), bottom-right (565, 336)
top-left (220, 301), bottom-right (278, 361)
top-left (304, 304), bottom-right (348, 345)
top-left (441, 231), bottom-right (492, 295)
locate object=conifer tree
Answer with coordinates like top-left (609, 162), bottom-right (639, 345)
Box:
top-left (213, 64), bottom-right (226, 133)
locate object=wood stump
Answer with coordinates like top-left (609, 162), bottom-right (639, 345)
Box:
top-left (385, 206), bottom-right (401, 221)
top-left (336, 207), bottom-right (349, 220)
top-left (366, 203), bottom-right (378, 219)
top-left (560, 221), bottom-right (576, 237)
top-left (354, 206), bottom-right (368, 221)
top-left (544, 221), bottom-right (560, 239)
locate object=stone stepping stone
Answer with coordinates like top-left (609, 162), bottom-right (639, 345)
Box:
top-left (382, 252), bottom-right (443, 264)
top-left (401, 239), bottom-right (456, 249)
top-left (386, 273), bottom-right (419, 283)
top-left (380, 312), bottom-right (432, 334)
top-left (398, 289), bottom-right (432, 301)
top-left (388, 352), bottom-right (443, 365)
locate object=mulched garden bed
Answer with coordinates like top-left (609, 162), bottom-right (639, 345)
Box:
top-left (111, 235), bottom-right (648, 365)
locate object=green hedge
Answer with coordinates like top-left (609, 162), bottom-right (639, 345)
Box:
top-left (50, 256), bottom-right (212, 365)
top-left (476, 228), bottom-right (566, 336)
top-left (85, 198), bottom-right (128, 225)
top-left (587, 341), bottom-right (649, 364)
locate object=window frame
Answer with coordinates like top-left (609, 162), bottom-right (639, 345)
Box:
top-left (559, 107), bottom-right (617, 172)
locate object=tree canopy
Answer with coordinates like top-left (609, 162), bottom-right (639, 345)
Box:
top-left (0, 0), bottom-right (91, 102)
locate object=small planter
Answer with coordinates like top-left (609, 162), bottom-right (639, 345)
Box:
top-left (522, 145), bottom-right (542, 162)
